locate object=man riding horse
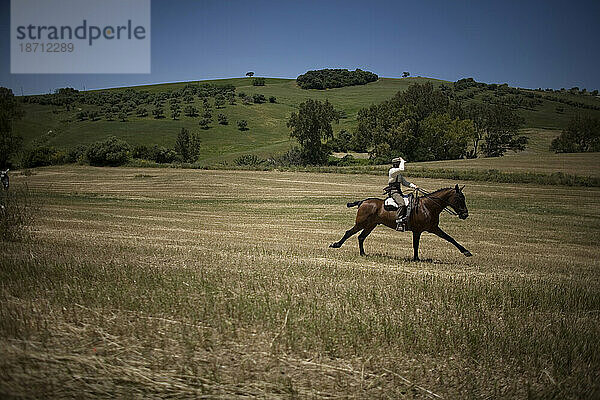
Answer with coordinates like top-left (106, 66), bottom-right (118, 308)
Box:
top-left (386, 157), bottom-right (418, 231)
top-left (330, 157), bottom-right (471, 261)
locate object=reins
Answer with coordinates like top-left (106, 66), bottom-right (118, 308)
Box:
top-left (415, 188), bottom-right (458, 216)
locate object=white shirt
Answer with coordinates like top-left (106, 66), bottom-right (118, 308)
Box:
top-left (388, 167), bottom-right (417, 188)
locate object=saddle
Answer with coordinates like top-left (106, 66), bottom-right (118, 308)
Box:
top-left (383, 194), bottom-right (411, 211)
top-left (384, 197), bottom-right (399, 211)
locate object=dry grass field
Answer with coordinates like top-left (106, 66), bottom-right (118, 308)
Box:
top-left (1, 166), bottom-right (599, 398)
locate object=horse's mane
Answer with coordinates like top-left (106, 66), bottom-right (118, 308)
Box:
top-left (426, 187), bottom-right (453, 197)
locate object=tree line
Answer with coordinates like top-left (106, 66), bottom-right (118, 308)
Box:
top-left (296, 69), bottom-right (378, 90)
top-left (287, 82), bottom-right (529, 166)
top-left (447, 77), bottom-right (600, 112)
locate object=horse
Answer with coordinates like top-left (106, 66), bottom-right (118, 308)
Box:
top-left (0, 169), bottom-right (8, 190)
top-left (329, 184), bottom-right (472, 261)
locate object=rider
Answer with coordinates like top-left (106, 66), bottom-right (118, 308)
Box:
top-left (388, 157), bottom-right (418, 231)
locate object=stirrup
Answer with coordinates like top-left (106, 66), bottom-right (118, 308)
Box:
top-left (396, 220), bottom-right (405, 232)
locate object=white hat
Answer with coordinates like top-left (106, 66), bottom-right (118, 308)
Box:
top-left (392, 157), bottom-right (406, 170)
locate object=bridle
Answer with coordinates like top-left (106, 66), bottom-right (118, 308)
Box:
top-left (416, 188), bottom-right (459, 216)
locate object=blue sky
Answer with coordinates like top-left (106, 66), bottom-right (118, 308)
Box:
top-left (1, 0), bottom-right (599, 95)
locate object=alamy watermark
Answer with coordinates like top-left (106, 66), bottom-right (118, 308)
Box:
top-left (11, 0), bottom-right (151, 74)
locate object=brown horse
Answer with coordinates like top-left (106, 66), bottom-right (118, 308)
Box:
top-left (330, 184), bottom-right (472, 261)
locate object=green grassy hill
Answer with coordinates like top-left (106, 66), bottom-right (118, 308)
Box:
top-left (13, 76), bottom-right (600, 165)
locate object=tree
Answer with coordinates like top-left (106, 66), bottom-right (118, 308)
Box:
top-left (246, 72), bottom-right (255, 78)
top-left (227, 93), bottom-right (236, 105)
top-left (330, 129), bottom-right (353, 152)
top-left (89, 110), bottom-right (100, 121)
top-left (0, 88), bottom-right (23, 168)
top-left (199, 118), bottom-right (211, 129)
top-left (550, 115), bottom-right (600, 153)
top-left (464, 102), bottom-right (489, 157)
top-left (402, 71), bottom-right (410, 78)
top-left (237, 120), bottom-right (248, 131)
top-left (214, 95), bottom-right (226, 108)
top-left (252, 94), bottom-right (266, 104)
top-left (287, 99), bottom-right (339, 165)
top-left (353, 82), bottom-right (484, 162)
top-left (152, 106), bottom-right (164, 119)
top-left (464, 103), bottom-right (527, 158)
top-left (480, 105), bottom-right (527, 157)
top-left (174, 127), bottom-right (200, 162)
top-left (218, 114), bottom-right (228, 125)
top-left (136, 107), bottom-right (148, 117)
top-left (419, 113), bottom-right (474, 160)
top-left (184, 105), bottom-right (198, 117)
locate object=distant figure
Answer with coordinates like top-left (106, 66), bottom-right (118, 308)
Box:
top-left (387, 158), bottom-right (418, 231)
top-left (0, 169), bottom-right (9, 190)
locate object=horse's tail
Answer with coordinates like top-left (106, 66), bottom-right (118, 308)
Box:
top-left (347, 200), bottom-right (363, 208)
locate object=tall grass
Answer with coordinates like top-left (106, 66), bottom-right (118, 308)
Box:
top-left (0, 185), bottom-right (35, 241)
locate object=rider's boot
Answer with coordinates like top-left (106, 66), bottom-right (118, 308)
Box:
top-left (396, 206), bottom-right (407, 231)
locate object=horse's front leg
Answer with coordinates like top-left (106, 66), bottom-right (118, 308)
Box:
top-left (431, 227), bottom-right (472, 257)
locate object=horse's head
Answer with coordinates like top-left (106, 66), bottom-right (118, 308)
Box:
top-left (0, 169), bottom-right (8, 190)
top-left (449, 184), bottom-right (468, 219)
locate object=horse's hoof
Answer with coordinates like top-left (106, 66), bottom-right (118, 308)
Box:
top-left (463, 251), bottom-right (473, 257)
top-left (330, 243), bottom-right (340, 248)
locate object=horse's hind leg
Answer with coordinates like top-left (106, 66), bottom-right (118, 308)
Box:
top-left (330, 225), bottom-right (362, 249)
top-left (358, 225), bottom-right (376, 256)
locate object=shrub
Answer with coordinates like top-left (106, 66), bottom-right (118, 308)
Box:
top-left (234, 154), bottom-right (264, 166)
top-left (252, 94), bottom-right (266, 104)
top-left (271, 147), bottom-right (303, 166)
top-left (237, 120), bottom-right (248, 131)
top-left (218, 114), bottom-right (228, 125)
top-left (0, 184), bottom-right (35, 241)
top-left (132, 144), bottom-right (151, 160)
top-left (551, 115), bottom-right (600, 153)
top-left (269, 96), bottom-right (276, 103)
top-left (86, 136), bottom-right (130, 166)
top-left (150, 146), bottom-right (177, 163)
top-left (199, 118), bottom-right (211, 129)
top-left (66, 145), bottom-right (88, 164)
top-left (253, 77), bottom-right (266, 86)
top-left (22, 146), bottom-right (67, 168)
